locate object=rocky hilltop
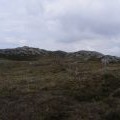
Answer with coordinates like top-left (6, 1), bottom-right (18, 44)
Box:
top-left (0, 46), bottom-right (48, 56)
top-left (0, 46), bottom-right (120, 62)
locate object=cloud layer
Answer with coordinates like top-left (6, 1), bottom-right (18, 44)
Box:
top-left (0, 0), bottom-right (120, 56)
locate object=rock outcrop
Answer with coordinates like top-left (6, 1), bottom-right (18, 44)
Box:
top-left (0, 46), bottom-right (48, 56)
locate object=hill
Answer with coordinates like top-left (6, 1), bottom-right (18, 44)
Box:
top-left (0, 46), bottom-right (120, 62)
top-left (0, 46), bottom-right (120, 120)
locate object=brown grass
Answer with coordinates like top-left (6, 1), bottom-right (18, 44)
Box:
top-left (0, 57), bottom-right (120, 120)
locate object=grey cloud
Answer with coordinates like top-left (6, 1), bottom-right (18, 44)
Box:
top-left (0, 0), bottom-right (120, 56)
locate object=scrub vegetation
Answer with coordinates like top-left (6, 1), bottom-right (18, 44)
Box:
top-left (0, 55), bottom-right (120, 120)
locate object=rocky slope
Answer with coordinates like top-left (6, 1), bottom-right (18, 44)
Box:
top-left (0, 46), bottom-right (48, 56)
top-left (0, 46), bottom-right (120, 62)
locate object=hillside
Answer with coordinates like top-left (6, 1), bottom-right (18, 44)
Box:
top-left (0, 46), bottom-right (120, 62)
top-left (0, 47), bottom-right (120, 120)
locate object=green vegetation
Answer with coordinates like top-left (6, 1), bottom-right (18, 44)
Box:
top-left (0, 56), bottom-right (120, 120)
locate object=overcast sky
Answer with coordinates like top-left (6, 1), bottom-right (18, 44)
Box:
top-left (0, 0), bottom-right (120, 56)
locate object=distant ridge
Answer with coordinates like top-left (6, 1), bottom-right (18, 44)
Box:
top-left (0, 46), bottom-right (120, 62)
